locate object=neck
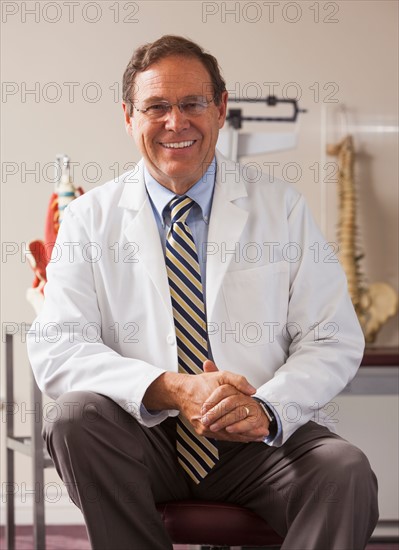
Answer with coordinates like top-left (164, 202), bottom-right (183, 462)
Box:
top-left (158, 180), bottom-right (196, 195)
top-left (145, 159), bottom-right (215, 195)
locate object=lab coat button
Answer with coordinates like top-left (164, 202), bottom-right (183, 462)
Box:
top-left (166, 334), bottom-right (175, 345)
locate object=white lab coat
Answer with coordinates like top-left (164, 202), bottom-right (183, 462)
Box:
top-left (27, 151), bottom-right (364, 445)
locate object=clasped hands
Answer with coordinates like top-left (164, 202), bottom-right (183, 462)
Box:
top-left (177, 360), bottom-right (270, 443)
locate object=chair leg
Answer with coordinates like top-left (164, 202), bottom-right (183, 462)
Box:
top-left (5, 332), bottom-right (16, 550)
top-left (32, 374), bottom-right (46, 549)
top-left (6, 448), bottom-right (16, 550)
top-left (33, 467), bottom-right (46, 549)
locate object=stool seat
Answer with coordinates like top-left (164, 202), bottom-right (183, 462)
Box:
top-left (156, 500), bottom-right (284, 547)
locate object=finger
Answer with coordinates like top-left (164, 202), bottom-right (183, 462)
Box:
top-left (225, 417), bottom-right (269, 437)
top-left (208, 406), bottom-right (249, 431)
top-left (202, 362), bottom-right (255, 396)
top-left (204, 396), bottom-right (261, 427)
top-left (203, 359), bottom-right (218, 373)
top-left (209, 402), bottom-right (262, 432)
top-left (200, 385), bottom-right (242, 419)
top-left (202, 396), bottom-right (252, 428)
top-left (221, 372), bottom-right (256, 396)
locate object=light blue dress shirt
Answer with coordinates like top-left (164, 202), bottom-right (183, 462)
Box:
top-left (144, 157), bottom-right (281, 445)
top-left (144, 159), bottom-right (216, 298)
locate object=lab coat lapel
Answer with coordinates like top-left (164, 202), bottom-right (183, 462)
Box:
top-left (206, 153), bottom-right (249, 319)
top-left (118, 161), bottom-right (173, 321)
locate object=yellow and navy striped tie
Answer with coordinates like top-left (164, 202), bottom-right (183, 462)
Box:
top-left (166, 195), bottom-right (219, 484)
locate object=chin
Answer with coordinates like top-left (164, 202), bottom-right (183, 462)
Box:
top-left (162, 164), bottom-right (196, 178)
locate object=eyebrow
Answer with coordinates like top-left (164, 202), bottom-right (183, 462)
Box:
top-left (141, 94), bottom-right (205, 105)
top-left (141, 96), bottom-right (167, 104)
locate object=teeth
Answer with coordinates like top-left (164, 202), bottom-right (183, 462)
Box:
top-left (161, 140), bottom-right (195, 149)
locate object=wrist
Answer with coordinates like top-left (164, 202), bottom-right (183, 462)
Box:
top-left (252, 397), bottom-right (278, 439)
top-left (143, 372), bottom-right (187, 411)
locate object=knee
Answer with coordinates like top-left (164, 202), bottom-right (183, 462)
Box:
top-left (42, 390), bottom-right (111, 444)
top-left (323, 439), bottom-right (374, 481)
top-left (341, 442), bottom-right (378, 502)
top-left (313, 438), bottom-right (378, 506)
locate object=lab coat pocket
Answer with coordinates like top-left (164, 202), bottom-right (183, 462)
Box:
top-left (222, 261), bottom-right (289, 347)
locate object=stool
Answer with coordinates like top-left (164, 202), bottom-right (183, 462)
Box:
top-left (156, 500), bottom-right (284, 549)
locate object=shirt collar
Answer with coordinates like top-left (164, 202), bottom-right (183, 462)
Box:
top-left (144, 158), bottom-right (216, 227)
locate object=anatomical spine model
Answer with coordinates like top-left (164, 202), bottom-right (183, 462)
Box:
top-left (327, 135), bottom-right (398, 343)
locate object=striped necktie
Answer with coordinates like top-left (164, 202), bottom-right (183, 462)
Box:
top-left (165, 195), bottom-right (219, 484)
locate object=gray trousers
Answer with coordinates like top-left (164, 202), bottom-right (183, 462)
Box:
top-left (43, 391), bottom-right (378, 550)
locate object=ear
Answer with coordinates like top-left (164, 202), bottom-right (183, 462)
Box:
top-left (122, 102), bottom-right (133, 136)
top-left (217, 90), bottom-right (229, 129)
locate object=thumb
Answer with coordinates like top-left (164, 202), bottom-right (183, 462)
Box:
top-left (203, 359), bottom-right (219, 373)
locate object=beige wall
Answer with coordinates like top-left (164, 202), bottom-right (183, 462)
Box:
top-left (2, 0), bottom-right (398, 346)
top-left (1, 0), bottom-right (398, 523)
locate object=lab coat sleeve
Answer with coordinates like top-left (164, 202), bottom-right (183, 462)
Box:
top-left (255, 195), bottom-right (365, 445)
top-left (27, 207), bottom-right (170, 427)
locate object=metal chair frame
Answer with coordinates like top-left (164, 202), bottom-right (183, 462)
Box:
top-left (5, 328), bottom-right (51, 550)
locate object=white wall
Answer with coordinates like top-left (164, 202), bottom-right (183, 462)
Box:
top-left (1, 0), bottom-right (398, 525)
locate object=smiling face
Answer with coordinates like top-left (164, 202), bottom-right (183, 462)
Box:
top-left (122, 55), bottom-right (228, 194)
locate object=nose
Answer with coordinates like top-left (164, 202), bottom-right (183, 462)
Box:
top-left (164, 104), bottom-right (190, 132)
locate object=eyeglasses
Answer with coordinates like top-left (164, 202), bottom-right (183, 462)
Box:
top-left (134, 96), bottom-right (216, 120)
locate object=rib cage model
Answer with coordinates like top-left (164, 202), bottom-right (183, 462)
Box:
top-left (327, 135), bottom-right (398, 343)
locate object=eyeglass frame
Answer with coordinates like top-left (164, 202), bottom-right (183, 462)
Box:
top-left (132, 95), bottom-right (218, 119)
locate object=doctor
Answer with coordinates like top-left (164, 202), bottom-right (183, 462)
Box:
top-left (28, 35), bottom-right (378, 549)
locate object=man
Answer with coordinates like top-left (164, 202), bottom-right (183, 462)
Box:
top-left (28, 35), bottom-right (378, 549)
